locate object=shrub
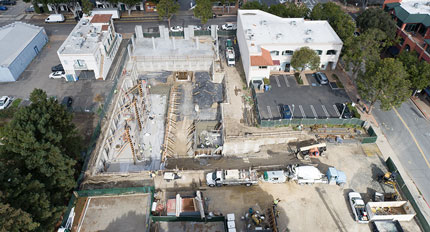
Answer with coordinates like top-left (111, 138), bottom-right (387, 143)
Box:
top-left (294, 72), bottom-right (303, 85)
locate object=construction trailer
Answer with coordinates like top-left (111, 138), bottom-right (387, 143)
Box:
top-left (365, 201), bottom-right (416, 222)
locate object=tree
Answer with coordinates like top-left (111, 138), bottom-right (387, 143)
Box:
top-left (284, 2), bottom-right (309, 18)
top-left (356, 8), bottom-right (397, 40)
top-left (357, 58), bottom-right (411, 112)
top-left (343, 28), bottom-right (386, 77)
top-left (0, 196), bottom-right (39, 232)
top-left (194, 0), bottom-right (212, 24)
top-left (397, 51), bottom-right (430, 92)
top-left (82, 0), bottom-right (94, 15)
top-left (66, 0), bottom-right (81, 17)
top-left (291, 47), bottom-right (321, 73)
top-left (0, 89), bottom-right (82, 231)
top-left (310, 2), bottom-right (355, 50)
top-left (241, 1), bottom-right (268, 11)
top-left (157, 0), bottom-right (179, 28)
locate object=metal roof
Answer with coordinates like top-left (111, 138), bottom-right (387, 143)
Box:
top-left (391, 1), bottom-right (430, 27)
top-left (0, 22), bottom-right (45, 67)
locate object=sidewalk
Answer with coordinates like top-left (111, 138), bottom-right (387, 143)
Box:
top-left (410, 95), bottom-right (430, 120)
top-left (332, 64), bottom-right (430, 230)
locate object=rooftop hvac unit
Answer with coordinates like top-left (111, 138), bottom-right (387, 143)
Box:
top-left (413, 2), bottom-right (419, 7)
top-left (305, 37), bottom-right (312, 43)
top-left (290, 21), bottom-right (297, 26)
top-left (306, 29), bottom-right (312, 35)
top-left (276, 33), bottom-right (283, 39)
top-left (260, 20), bottom-right (267, 25)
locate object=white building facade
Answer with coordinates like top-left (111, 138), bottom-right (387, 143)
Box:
top-left (237, 10), bottom-right (343, 85)
top-left (57, 14), bottom-right (122, 81)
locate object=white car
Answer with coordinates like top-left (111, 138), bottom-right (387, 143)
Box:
top-left (0, 96), bottom-right (12, 110)
top-left (170, 26), bottom-right (183, 32)
top-left (49, 71), bottom-right (66, 79)
top-left (192, 25), bottom-right (202, 30)
top-left (221, 23), bottom-right (237, 30)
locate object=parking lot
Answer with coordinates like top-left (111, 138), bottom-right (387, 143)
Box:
top-left (256, 75), bottom-right (351, 120)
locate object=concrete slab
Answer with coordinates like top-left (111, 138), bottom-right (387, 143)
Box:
top-left (78, 193), bottom-right (151, 232)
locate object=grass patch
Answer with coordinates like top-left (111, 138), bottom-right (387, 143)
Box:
top-left (332, 74), bottom-right (344, 88)
top-left (294, 72), bottom-right (303, 85)
top-left (346, 102), bottom-right (361, 119)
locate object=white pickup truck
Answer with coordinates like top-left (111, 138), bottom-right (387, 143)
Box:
top-left (226, 47), bottom-right (235, 66)
top-left (206, 169), bottom-right (258, 187)
top-left (348, 192), bottom-right (369, 223)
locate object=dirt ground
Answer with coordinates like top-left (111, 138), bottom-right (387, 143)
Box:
top-left (199, 144), bottom-right (422, 232)
top-left (72, 112), bottom-right (97, 148)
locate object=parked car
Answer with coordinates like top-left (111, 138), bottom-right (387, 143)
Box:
top-left (0, 0), bottom-right (16, 5)
top-left (0, 6), bottom-right (7, 10)
top-left (280, 104), bottom-right (292, 119)
top-left (0, 96), bottom-right (12, 110)
top-left (51, 64), bottom-right (64, 72)
top-left (170, 26), bottom-right (183, 32)
top-left (314, 72), bottom-right (328, 85)
top-left (61, 96), bottom-right (73, 109)
top-left (45, 14), bottom-right (65, 23)
top-left (335, 103), bottom-right (352, 119)
top-left (25, 5), bottom-right (34, 13)
top-left (192, 25), bottom-right (202, 30)
top-left (49, 71), bottom-right (66, 79)
top-left (221, 23), bottom-right (237, 30)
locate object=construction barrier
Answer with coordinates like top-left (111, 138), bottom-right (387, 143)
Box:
top-left (151, 215), bottom-right (225, 222)
top-left (218, 30), bottom-right (236, 37)
top-left (194, 30), bottom-right (211, 36)
top-left (386, 158), bottom-right (430, 232)
top-left (143, 32), bottom-right (160, 38)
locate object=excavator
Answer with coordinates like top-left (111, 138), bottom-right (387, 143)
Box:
top-left (377, 171), bottom-right (402, 201)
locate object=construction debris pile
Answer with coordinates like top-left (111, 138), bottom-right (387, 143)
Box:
top-left (192, 72), bottom-right (223, 120)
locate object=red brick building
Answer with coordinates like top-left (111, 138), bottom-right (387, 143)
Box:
top-left (383, 0), bottom-right (430, 62)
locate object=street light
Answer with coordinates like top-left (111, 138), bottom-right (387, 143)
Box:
top-left (291, 104), bottom-right (295, 121)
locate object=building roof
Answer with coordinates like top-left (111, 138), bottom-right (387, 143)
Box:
top-left (390, 0), bottom-right (430, 27)
top-left (238, 10), bottom-right (343, 55)
top-left (58, 16), bottom-right (111, 55)
top-left (250, 48), bottom-right (273, 66)
top-left (90, 14), bottom-right (112, 23)
top-left (101, 25), bottom-right (109, 31)
top-left (0, 22), bottom-right (44, 67)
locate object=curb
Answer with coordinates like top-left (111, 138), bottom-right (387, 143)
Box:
top-left (410, 97), bottom-right (429, 120)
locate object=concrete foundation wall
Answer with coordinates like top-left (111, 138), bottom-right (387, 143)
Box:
top-left (223, 136), bottom-right (298, 156)
top-left (134, 59), bottom-right (213, 72)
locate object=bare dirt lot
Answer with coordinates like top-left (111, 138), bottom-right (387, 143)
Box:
top-left (199, 144), bottom-right (421, 232)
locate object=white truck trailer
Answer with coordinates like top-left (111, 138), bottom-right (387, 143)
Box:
top-left (206, 169), bottom-right (258, 187)
top-left (366, 201), bottom-right (416, 222)
top-left (91, 8), bottom-right (120, 19)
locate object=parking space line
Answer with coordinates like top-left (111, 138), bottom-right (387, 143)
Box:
top-left (283, 76), bottom-right (290, 87)
top-left (299, 105), bottom-right (305, 118)
top-left (310, 105), bottom-right (317, 118)
top-left (274, 76), bottom-right (281, 87)
top-left (267, 106), bottom-right (273, 119)
top-left (333, 105), bottom-right (340, 117)
top-left (321, 105), bottom-right (330, 118)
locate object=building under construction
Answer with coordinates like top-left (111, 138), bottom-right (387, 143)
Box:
top-left (90, 26), bottom-right (224, 175)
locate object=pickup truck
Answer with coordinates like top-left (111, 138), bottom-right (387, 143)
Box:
top-left (348, 192), bottom-right (369, 223)
top-left (226, 47), bottom-right (235, 66)
top-left (206, 169), bottom-right (258, 187)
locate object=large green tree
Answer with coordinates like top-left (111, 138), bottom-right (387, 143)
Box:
top-left (194, 0), bottom-right (212, 24)
top-left (356, 8), bottom-right (397, 40)
top-left (291, 47), bottom-right (321, 73)
top-left (0, 195), bottom-right (39, 232)
top-left (357, 58), bottom-right (411, 112)
top-left (82, 0), bottom-right (94, 15)
top-left (241, 1), bottom-right (268, 11)
top-left (0, 89), bottom-right (82, 231)
top-left (157, 0), bottom-right (179, 27)
top-left (310, 2), bottom-right (355, 51)
top-left (397, 51), bottom-right (430, 92)
top-left (343, 28), bottom-right (386, 77)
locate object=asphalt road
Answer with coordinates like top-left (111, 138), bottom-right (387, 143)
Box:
top-left (372, 100), bottom-right (430, 204)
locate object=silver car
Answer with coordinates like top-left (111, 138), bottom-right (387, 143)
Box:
top-left (315, 72), bottom-right (328, 85)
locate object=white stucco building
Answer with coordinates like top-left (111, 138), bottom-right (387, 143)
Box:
top-left (237, 10), bottom-right (343, 85)
top-left (57, 14), bottom-right (122, 81)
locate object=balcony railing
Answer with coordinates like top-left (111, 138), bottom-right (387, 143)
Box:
top-left (397, 25), bottom-right (430, 57)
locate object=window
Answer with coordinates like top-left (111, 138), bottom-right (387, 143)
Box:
top-left (426, 45), bottom-right (430, 54)
top-left (405, 24), bottom-right (417, 32)
top-left (321, 64), bottom-right (325, 69)
top-left (399, 38), bottom-right (405, 46)
top-left (316, 50), bottom-right (322, 55)
top-left (282, 50), bottom-right (294, 55)
top-left (404, 44), bottom-right (410, 52)
top-left (259, 66), bottom-right (267, 69)
top-left (75, 59), bottom-right (86, 67)
top-left (326, 50), bottom-right (337, 55)
top-left (270, 51), bottom-right (279, 56)
top-left (397, 19), bottom-right (404, 28)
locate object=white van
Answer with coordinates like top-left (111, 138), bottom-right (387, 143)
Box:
top-left (45, 14), bottom-right (65, 23)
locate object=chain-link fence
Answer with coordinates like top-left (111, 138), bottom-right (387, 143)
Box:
top-left (143, 32), bottom-right (160, 38)
top-left (194, 30), bottom-right (211, 36)
top-left (218, 30), bottom-right (236, 37)
top-left (386, 158), bottom-right (430, 232)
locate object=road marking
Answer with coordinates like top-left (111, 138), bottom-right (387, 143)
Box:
top-left (299, 105), bottom-right (305, 118)
top-left (393, 107), bottom-right (430, 169)
top-left (267, 106), bottom-right (273, 119)
top-left (274, 76), bottom-right (281, 87)
top-left (310, 105), bottom-right (317, 118)
top-left (284, 75), bottom-right (290, 87)
top-left (322, 105), bottom-right (330, 118)
top-left (333, 105), bottom-right (340, 117)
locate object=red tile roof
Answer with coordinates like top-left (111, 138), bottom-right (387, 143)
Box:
top-left (90, 14), bottom-right (112, 24)
top-left (101, 25), bottom-right (109, 31)
top-left (251, 48), bottom-right (274, 66)
top-left (272, 60), bottom-right (280, 65)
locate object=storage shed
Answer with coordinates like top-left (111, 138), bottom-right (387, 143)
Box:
top-left (0, 22), bottom-right (48, 82)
